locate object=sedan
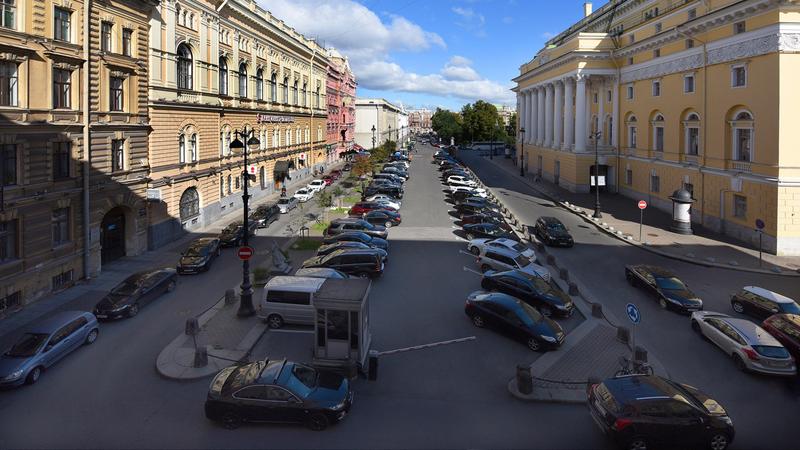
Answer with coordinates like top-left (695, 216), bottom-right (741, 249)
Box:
top-left (464, 291), bottom-right (564, 352)
top-left (93, 268), bottom-right (177, 319)
top-left (366, 195), bottom-right (401, 210)
top-left (362, 210), bottom-right (402, 228)
top-left (322, 175), bottom-right (334, 186)
top-left (461, 211), bottom-right (507, 227)
top-left (463, 223), bottom-right (518, 241)
top-left (625, 265), bottom-right (703, 313)
top-left (449, 185), bottom-right (487, 196)
top-left (349, 202), bottom-right (396, 216)
top-left (294, 188), bottom-right (314, 202)
top-left (451, 189), bottom-right (488, 202)
top-left (467, 237), bottom-right (535, 260)
top-left (691, 311), bottom-right (796, 376)
top-left (277, 196), bottom-right (299, 213)
top-left (534, 216), bottom-right (574, 247)
top-left (481, 270), bottom-right (573, 317)
top-left (177, 238), bottom-right (221, 274)
top-left (205, 359), bottom-right (353, 430)
top-left (322, 231), bottom-right (389, 251)
top-left (456, 201), bottom-right (501, 217)
top-left (307, 179), bottom-right (326, 192)
top-left (316, 241), bottom-right (388, 262)
top-left (218, 221), bottom-right (256, 248)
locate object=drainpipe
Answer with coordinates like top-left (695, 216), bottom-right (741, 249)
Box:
top-left (82, 0), bottom-right (91, 279)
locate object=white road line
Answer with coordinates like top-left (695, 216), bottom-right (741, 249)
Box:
top-left (270, 329), bottom-right (314, 334)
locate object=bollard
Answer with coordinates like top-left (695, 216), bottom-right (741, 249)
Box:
top-left (634, 346), bottom-right (648, 363)
top-left (224, 289), bottom-right (236, 305)
top-left (535, 242), bottom-right (545, 252)
top-left (546, 254), bottom-right (556, 266)
top-left (185, 317), bottom-right (200, 336)
top-left (193, 346), bottom-right (208, 368)
top-left (568, 282), bottom-right (579, 295)
top-left (367, 350), bottom-right (379, 381)
top-left (559, 268), bottom-right (569, 281)
top-left (617, 327), bottom-right (631, 345)
top-left (591, 303), bottom-right (603, 318)
top-left (516, 364), bottom-right (533, 395)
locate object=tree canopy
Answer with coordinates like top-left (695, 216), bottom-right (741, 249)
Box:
top-left (431, 101), bottom-right (512, 146)
top-left (431, 108), bottom-right (463, 144)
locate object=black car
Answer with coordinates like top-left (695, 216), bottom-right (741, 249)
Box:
top-left (534, 216), bottom-right (574, 247)
top-left (464, 291), bottom-right (564, 351)
top-left (364, 185), bottom-right (403, 200)
top-left (94, 268), bottom-right (178, 319)
top-left (250, 204), bottom-right (281, 228)
top-left (325, 218), bottom-right (388, 240)
top-left (460, 210), bottom-right (507, 226)
top-left (481, 270), bottom-right (574, 317)
top-left (456, 201), bottom-right (501, 217)
top-left (177, 238), bottom-right (221, 274)
top-left (218, 221), bottom-right (257, 247)
top-left (453, 195), bottom-right (491, 206)
top-left (362, 210), bottom-right (402, 228)
top-left (316, 241), bottom-right (388, 262)
top-left (322, 231), bottom-right (389, 251)
top-left (301, 249), bottom-right (384, 278)
top-left (625, 265), bottom-right (703, 313)
top-left (588, 375), bottom-right (734, 450)
top-left (463, 223), bottom-right (518, 241)
top-left (450, 190), bottom-right (482, 204)
top-left (205, 359), bottom-right (353, 431)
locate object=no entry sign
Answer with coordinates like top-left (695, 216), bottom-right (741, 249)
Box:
top-left (638, 200), bottom-right (648, 210)
top-left (237, 246), bottom-right (254, 261)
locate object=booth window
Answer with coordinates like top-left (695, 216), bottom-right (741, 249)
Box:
top-left (350, 311), bottom-right (359, 350)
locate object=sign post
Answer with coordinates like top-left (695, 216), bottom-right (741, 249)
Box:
top-left (626, 303), bottom-right (641, 356)
top-left (755, 219), bottom-right (765, 267)
top-left (637, 200), bottom-right (648, 242)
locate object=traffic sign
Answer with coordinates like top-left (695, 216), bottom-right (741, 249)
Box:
top-left (638, 200), bottom-right (647, 210)
top-left (248, 165), bottom-right (257, 175)
top-left (626, 303), bottom-right (641, 324)
top-left (755, 218), bottom-right (765, 230)
top-left (237, 246), bottom-right (254, 261)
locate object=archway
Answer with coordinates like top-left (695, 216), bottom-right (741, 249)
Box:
top-left (180, 187), bottom-right (200, 224)
top-left (101, 207), bottom-right (127, 265)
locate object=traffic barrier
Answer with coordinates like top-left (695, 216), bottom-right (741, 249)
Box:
top-left (193, 346), bottom-right (208, 368)
top-left (568, 282), bottom-right (579, 295)
top-left (224, 289), bottom-right (237, 305)
top-left (516, 365), bottom-right (533, 395)
top-left (368, 349), bottom-right (379, 381)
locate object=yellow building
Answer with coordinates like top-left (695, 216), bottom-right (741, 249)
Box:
top-left (514, 0), bottom-right (800, 255)
top-left (146, 0), bottom-right (328, 248)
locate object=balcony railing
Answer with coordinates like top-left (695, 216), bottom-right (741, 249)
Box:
top-left (728, 160), bottom-right (752, 173)
top-left (682, 154), bottom-right (699, 165)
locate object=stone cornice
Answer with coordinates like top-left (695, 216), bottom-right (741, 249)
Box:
top-left (513, 50), bottom-right (611, 85)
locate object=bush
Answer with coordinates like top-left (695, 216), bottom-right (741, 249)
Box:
top-left (290, 238), bottom-right (323, 251)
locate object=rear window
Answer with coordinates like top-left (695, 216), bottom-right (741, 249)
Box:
top-left (753, 345), bottom-right (790, 358)
top-left (779, 302), bottom-right (800, 315)
top-left (266, 290), bottom-right (311, 306)
top-left (770, 317), bottom-right (800, 339)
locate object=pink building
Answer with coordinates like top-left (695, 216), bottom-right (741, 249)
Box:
top-left (326, 48), bottom-right (357, 161)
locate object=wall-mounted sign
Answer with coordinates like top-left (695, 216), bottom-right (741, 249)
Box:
top-left (257, 114), bottom-right (295, 123)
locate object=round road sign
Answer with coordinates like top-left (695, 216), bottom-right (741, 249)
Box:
top-left (237, 246), bottom-right (254, 261)
top-left (638, 200), bottom-right (648, 210)
top-left (626, 303), bottom-right (641, 324)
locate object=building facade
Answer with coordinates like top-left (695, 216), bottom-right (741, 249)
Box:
top-left (408, 109), bottom-right (432, 134)
top-left (354, 98), bottom-right (407, 150)
top-left (146, 0), bottom-right (329, 249)
top-left (494, 105), bottom-right (516, 127)
top-left (1, 0), bottom-right (157, 312)
top-left (325, 47), bottom-right (356, 162)
top-left (514, 0), bottom-right (800, 255)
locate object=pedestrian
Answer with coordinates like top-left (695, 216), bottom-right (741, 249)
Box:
top-left (280, 186), bottom-right (287, 197)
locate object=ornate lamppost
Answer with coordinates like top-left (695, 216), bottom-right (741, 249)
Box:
top-left (590, 131), bottom-right (603, 219)
top-left (229, 128), bottom-right (260, 317)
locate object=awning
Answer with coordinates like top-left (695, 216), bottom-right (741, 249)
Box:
top-left (274, 160), bottom-right (291, 181)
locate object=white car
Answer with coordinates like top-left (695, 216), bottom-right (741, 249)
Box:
top-left (307, 179), bottom-right (326, 192)
top-left (366, 195), bottom-right (401, 210)
top-left (277, 196), bottom-right (299, 213)
top-left (449, 184), bottom-right (486, 194)
top-left (467, 238), bottom-right (536, 260)
top-left (293, 188), bottom-right (314, 202)
top-left (447, 175), bottom-right (476, 186)
top-left (475, 246), bottom-right (550, 281)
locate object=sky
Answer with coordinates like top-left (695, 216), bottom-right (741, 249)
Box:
top-left (259, 0), bottom-right (606, 112)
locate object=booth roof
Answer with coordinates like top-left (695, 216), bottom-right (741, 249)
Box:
top-left (314, 278), bottom-right (371, 308)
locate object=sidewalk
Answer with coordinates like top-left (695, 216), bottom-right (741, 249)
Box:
top-left (483, 155), bottom-right (800, 276)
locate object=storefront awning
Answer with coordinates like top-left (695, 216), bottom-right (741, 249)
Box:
top-left (274, 160), bottom-right (290, 174)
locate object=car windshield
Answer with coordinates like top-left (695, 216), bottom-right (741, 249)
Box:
top-left (779, 302), bottom-right (800, 315)
top-left (6, 333), bottom-right (49, 357)
top-left (111, 279), bottom-right (142, 295)
top-left (518, 301), bottom-right (543, 325)
top-left (184, 245), bottom-right (208, 257)
top-left (753, 345), bottom-right (791, 358)
top-left (655, 276), bottom-right (687, 290)
top-left (514, 254), bottom-right (532, 267)
top-left (547, 222), bottom-right (566, 231)
top-left (289, 363), bottom-right (318, 394)
top-left (278, 199), bottom-right (290, 204)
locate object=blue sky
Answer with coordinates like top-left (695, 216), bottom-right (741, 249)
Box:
top-left (261, 0), bottom-right (604, 111)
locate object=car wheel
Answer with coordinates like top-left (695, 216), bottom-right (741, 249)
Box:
top-left (84, 328), bottom-right (99, 345)
top-left (306, 412), bottom-right (329, 431)
top-left (626, 437), bottom-right (648, 450)
top-left (26, 366), bottom-right (43, 385)
top-left (733, 354), bottom-right (748, 372)
top-left (709, 433), bottom-right (731, 450)
top-left (471, 315), bottom-right (486, 328)
top-left (691, 320), bottom-right (701, 334)
top-left (480, 264), bottom-right (492, 273)
top-left (127, 303), bottom-right (139, 318)
top-left (658, 297), bottom-right (668, 309)
top-left (266, 314), bottom-right (284, 329)
top-left (385, 221), bottom-right (393, 228)
top-left (167, 280), bottom-right (176, 292)
top-left (469, 246), bottom-right (480, 255)
top-left (221, 411), bottom-right (242, 430)
top-left (731, 301), bottom-right (745, 314)
top-left (539, 305), bottom-right (553, 318)
top-left (527, 337), bottom-right (542, 352)
top-left (466, 233), bottom-right (475, 241)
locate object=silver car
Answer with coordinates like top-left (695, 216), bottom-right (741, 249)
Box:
top-left (0, 311), bottom-right (99, 387)
top-left (475, 246), bottom-right (550, 281)
top-left (691, 311), bottom-right (796, 376)
top-left (277, 196), bottom-right (298, 213)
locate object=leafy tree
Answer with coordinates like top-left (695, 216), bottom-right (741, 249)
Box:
top-left (461, 100), bottom-right (505, 143)
top-left (351, 156), bottom-right (372, 178)
top-left (316, 190), bottom-right (333, 222)
top-left (431, 108), bottom-right (463, 144)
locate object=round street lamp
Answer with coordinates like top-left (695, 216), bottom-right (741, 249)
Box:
top-left (371, 125), bottom-right (376, 150)
top-left (230, 127), bottom-right (260, 317)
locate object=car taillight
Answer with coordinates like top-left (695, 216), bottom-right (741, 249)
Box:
top-left (612, 418), bottom-right (633, 431)
top-left (743, 347), bottom-right (760, 361)
top-left (587, 383), bottom-right (598, 397)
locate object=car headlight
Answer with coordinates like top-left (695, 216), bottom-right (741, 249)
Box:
top-left (540, 335), bottom-right (557, 343)
top-left (3, 369), bottom-right (24, 381)
top-left (330, 400), bottom-right (346, 411)
top-left (554, 303), bottom-right (569, 310)
top-left (721, 416), bottom-right (733, 426)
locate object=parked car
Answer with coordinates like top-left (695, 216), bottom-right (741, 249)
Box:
top-left (690, 311), bottom-right (796, 375)
top-left (301, 249), bottom-right (385, 278)
top-left (307, 179), bottom-right (327, 192)
top-left (250, 203), bottom-right (281, 228)
top-left (294, 267), bottom-right (351, 279)
top-left (449, 185), bottom-right (486, 196)
top-left (325, 218), bottom-right (388, 240)
top-left (481, 270), bottom-right (573, 317)
top-left (277, 196), bottom-right (299, 214)
top-left (0, 311), bottom-right (99, 387)
top-left (625, 265), bottom-right (703, 313)
top-left (316, 241), bottom-right (387, 262)
top-left (362, 210), bottom-right (402, 228)
top-left (382, 167), bottom-right (408, 180)
top-left (451, 189), bottom-right (488, 202)
top-left (476, 246), bottom-right (550, 281)
top-left (446, 175), bottom-right (476, 187)
top-left (177, 238), bottom-right (221, 274)
top-left (294, 188), bottom-right (314, 202)
top-left (329, 169), bottom-right (342, 180)
top-left (762, 314), bottom-right (800, 363)
top-left (464, 291), bottom-right (564, 351)
top-left (93, 268), bottom-right (177, 319)
top-left (205, 359), bottom-right (353, 430)
top-left (322, 175), bottom-right (334, 186)
top-left (343, 163), bottom-right (352, 171)
top-left (373, 173), bottom-right (405, 185)
top-left (364, 185), bottom-right (403, 199)
top-left (467, 237), bottom-right (535, 260)
top-left (218, 221), bottom-right (257, 248)
top-left (456, 201), bottom-right (501, 218)
top-left (365, 195), bottom-right (401, 210)
top-left (463, 223), bottom-right (518, 241)
top-left (258, 276), bottom-right (326, 328)
top-left (461, 211), bottom-right (508, 227)
top-left (322, 231), bottom-right (389, 251)
top-left (588, 375), bottom-right (735, 450)
top-left (730, 286), bottom-right (800, 319)
top-left (534, 216), bottom-right (574, 247)
top-left (349, 201), bottom-right (396, 216)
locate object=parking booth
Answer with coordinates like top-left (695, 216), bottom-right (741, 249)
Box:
top-left (312, 278), bottom-right (372, 377)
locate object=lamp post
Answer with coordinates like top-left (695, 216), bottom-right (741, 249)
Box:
top-left (591, 131), bottom-right (602, 219)
top-left (371, 124), bottom-right (376, 151)
top-left (519, 127), bottom-right (526, 176)
top-left (229, 127), bottom-right (260, 317)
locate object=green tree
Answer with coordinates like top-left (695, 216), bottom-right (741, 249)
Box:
top-left (431, 108), bottom-right (463, 144)
top-left (461, 100), bottom-right (505, 143)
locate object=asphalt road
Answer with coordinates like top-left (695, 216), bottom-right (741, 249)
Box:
top-left (461, 150), bottom-right (800, 449)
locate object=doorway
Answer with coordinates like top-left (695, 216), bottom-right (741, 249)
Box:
top-left (101, 207), bottom-right (126, 265)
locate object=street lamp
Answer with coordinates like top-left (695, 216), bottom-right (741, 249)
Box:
top-left (229, 127), bottom-right (260, 317)
top-left (519, 127), bottom-right (526, 176)
top-left (371, 124), bottom-right (376, 151)
top-left (590, 130), bottom-right (602, 219)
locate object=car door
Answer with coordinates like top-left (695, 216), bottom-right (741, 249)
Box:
top-left (42, 325), bottom-right (71, 367)
top-left (479, 302), bottom-right (505, 328)
top-left (636, 268), bottom-right (658, 296)
top-left (265, 386), bottom-right (305, 423)
top-left (501, 308), bottom-right (529, 342)
top-left (232, 386), bottom-right (271, 422)
top-left (702, 318), bottom-right (730, 350)
top-left (665, 401), bottom-right (707, 448)
top-left (751, 295), bottom-right (780, 319)
top-left (634, 401), bottom-right (675, 447)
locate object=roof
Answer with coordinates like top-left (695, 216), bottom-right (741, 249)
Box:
top-left (28, 311), bottom-right (91, 333)
top-left (265, 276), bottom-right (326, 292)
top-left (743, 286), bottom-right (796, 305)
top-left (314, 278), bottom-right (371, 308)
top-left (603, 375), bottom-right (684, 405)
top-left (540, 216), bottom-right (563, 224)
top-left (724, 318), bottom-right (782, 346)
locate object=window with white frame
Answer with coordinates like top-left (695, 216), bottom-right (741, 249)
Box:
top-left (273, 128), bottom-right (280, 147)
top-left (684, 113), bottom-right (700, 156)
top-left (653, 48), bottom-right (660, 58)
top-left (626, 84), bottom-right (634, 100)
top-left (684, 74), bottom-right (695, 93)
top-left (731, 110), bottom-right (753, 162)
top-left (296, 127), bottom-right (301, 144)
top-left (1, 0), bottom-right (15, 30)
top-left (652, 80), bottom-right (661, 97)
top-left (731, 65), bottom-right (747, 87)
top-left (734, 21), bottom-right (746, 34)
top-left (317, 126), bottom-right (323, 141)
top-left (305, 127), bottom-right (310, 143)
top-left (733, 195), bottom-right (747, 218)
top-left (654, 22), bottom-right (662, 33)
top-left (256, 69), bottom-right (263, 101)
top-left (652, 114), bottom-right (664, 152)
top-left (219, 57), bottom-right (228, 95)
top-left (177, 44), bottom-right (193, 90)
top-left (650, 171), bottom-right (660, 193)
top-left (0, 61), bottom-right (17, 106)
top-left (179, 133), bottom-right (186, 164)
top-left (685, 39), bottom-right (694, 49)
top-left (54, 7), bottom-right (71, 42)
top-left (111, 139), bottom-right (125, 172)
top-left (220, 126), bottom-right (231, 156)
top-left (101, 22), bottom-right (113, 52)
top-left (190, 133), bottom-right (197, 162)
top-left (52, 207), bottom-right (70, 246)
top-left (286, 128), bottom-right (291, 146)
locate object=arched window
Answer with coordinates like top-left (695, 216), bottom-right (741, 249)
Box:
top-left (731, 110), bottom-right (754, 162)
top-left (177, 44), bottom-right (193, 90)
top-left (238, 62), bottom-right (248, 98)
top-left (293, 80), bottom-right (298, 105)
top-left (270, 73), bottom-right (277, 102)
top-left (651, 113), bottom-right (665, 152)
top-left (190, 133), bottom-right (197, 162)
top-left (683, 112), bottom-right (701, 156)
top-left (301, 82), bottom-right (307, 107)
top-left (179, 187), bottom-right (200, 221)
top-left (259, 166), bottom-right (266, 189)
top-left (219, 57), bottom-right (228, 95)
top-left (283, 76), bottom-right (289, 103)
top-left (256, 69), bottom-right (263, 101)
top-left (179, 133), bottom-right (186, 163)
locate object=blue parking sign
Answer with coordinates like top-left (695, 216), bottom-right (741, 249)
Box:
top-left (626, 303), bottom-right (641, 324)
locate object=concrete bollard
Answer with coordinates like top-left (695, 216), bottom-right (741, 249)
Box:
top-left (617, 327), bottom-right (631, 345)
top-left (193, 346), bottom-right (208, 368)
top-left (634, 346), bottom-right (648, 363)
top-left (546, 254), bottom-right (556, 266)
top-left (559, 268), bottom-right (569, 281)
top-left (591, 303), bottom-right (603, 318)
top-left (368, 350), bottom-right (379, 381)
top-left (516, 364), bottom-right (533, 395)
top-left (225, 289), bottom-right (237, 305)
top-left (568, 282), bottom-right (579, 295)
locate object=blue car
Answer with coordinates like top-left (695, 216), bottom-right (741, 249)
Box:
top-left (0, 311), bottom-right (99, 387)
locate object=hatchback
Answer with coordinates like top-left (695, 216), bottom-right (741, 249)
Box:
top-left (94, 268), bottom-right (177, 319)
top-left (481, 270), bottom-right (573, 317)
top-left (277, 196), bottom-right (299, 214)
top-left (322, 175), bottom-right (334, 186)
top-left (301, 249), bottom-right (384, 278)
top-left (325, 218), bottom-right (388, 239)
top-left (0, 311), bottom-right (99, 387)
top-left (730, 286), bottom-right (800, 319)
top-left (205, 359), bottom-right (353, 430)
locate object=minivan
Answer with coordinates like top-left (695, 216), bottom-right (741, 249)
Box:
top-left (258, 276), bottom-right (326, 329)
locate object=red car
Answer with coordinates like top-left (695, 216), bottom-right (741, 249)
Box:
top-left (349, 201), bottom-right (396, 216)
top-left (322, 175), bottom-right (334, 186)
top-left (330, 170), bottom-right (342, 180)
top-left (762, 314), bottom-right (800, 363)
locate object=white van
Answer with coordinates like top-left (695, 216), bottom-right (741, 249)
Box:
top-left (258, 276), bottom-right (325, 329)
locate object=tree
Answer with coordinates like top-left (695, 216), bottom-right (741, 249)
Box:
top-left (316, 190), bottom-right (333, 221)
top-left (461, 100), bottom-right (505, 143)
top-left (431, 108), bottom-right (463, 144)
top-left (351, 156), bottom-right (372, 178)
top-left (508, 112), bottom-right (518, 138)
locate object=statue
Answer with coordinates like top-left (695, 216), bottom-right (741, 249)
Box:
top-left (270, 240), bottom-right (292, 275)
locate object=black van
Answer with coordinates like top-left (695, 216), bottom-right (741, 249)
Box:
top-left (301, 249), bottom-right (384, 279)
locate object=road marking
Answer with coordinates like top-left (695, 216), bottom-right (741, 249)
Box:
top-left (270, 329), bottom-right (314, 334)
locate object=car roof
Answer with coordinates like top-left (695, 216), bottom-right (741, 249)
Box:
top-left (483, 245), bottom-right (521, 257)
top-left (294, 267), bottom-right (347, 278)
top-left (265, 276), bottom-right (326, 291)
top-left (480, 292), bottom-right (521, 309)
top-left (602, 375), bottom-right (686, 405)
top-left (490, 238), bottom-right (516, 246)
top-left (632, 265), bottom-right (675, 277)
top-left (540, 216), bottom-right (563, 224)
top-left (722, 317), bottom-right (782, 345)
top-left (766, 313), bottom-right (800, 328)
top-left (28, 311), bottom-right (91, 333)
top-left (191, 237), bottom-right (217, 246)
top-left (742, 286), bottom-right (796, 304)
top-left (332, 218), bottom-right (366, 224)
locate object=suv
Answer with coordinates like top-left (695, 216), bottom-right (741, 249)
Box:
top-left (476, 246), bottom-right (550, 281)
top-left (588, 375), bottom-right (734, 450)
top-left (301, 249), bottom-right (385, 278)
top-left (250, 204), bottom-right (280, 228)
top-left (730, 286), bottom-right (800, 319)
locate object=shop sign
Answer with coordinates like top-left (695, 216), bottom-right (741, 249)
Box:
top-left (256, 114), bottom-right (294, 123)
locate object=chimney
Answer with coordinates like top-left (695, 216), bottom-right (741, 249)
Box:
top-left (584, 2), bottom-right (593, 17)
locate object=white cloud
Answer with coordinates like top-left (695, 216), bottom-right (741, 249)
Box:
top-left (441, 55), bottom-right (480, 81)
top-left (451, 6), bottom-right (487, 37)
top-left (502, 16), bottom-right (514, 24)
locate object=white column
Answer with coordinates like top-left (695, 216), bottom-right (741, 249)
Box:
top-left (527, 90), bottom-right (535, 143)
top-left (518, 93), bottom-right (526, 138)
top-left (553, 81), bottom-right (563, 149)
top-left (198, 14), bottom-right (208, 91)
top-left (164, 1), bottom-right (177, 88)
top-left (544, 84), bottom-right (554, 147)
top-left (537, 87), bottom-right (545, 145)
top-left (575, 75), bottom-right (587, 152)
top-left (612, 78), bottom-right (619, 148)
top-left (148, 7), bottom-right (163, 84)
top-left (563, 77), bottom-right (574, 150)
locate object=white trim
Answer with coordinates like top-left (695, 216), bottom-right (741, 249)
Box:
top-left (683, 73), bottom-right (695, 93)
top-left (730, 64), bottom-right (747, 88)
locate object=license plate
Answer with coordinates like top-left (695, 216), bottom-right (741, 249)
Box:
top-left (95, 314), bottom-right (107, 318)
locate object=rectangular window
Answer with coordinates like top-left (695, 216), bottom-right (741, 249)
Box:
top-left (52, 269), bottom-right (73, 290)
top-left (101, 22), bottom-right (112, 52)
top-left (53, 142), bottom-right (70, 179)
top-left (629, 126), bottom-right (637, 148)
top-left (687, 128), bottom-right (699, 155)
top-left (684, 74), bottom-right (695, 93)
top-left (109, 77), bottom-right (124, 111)
top-left (53, 68), bottom-right (71, 109)
top-left (627, 56), bottom-right (634, 65)
top-left (593, 92), bottom-right (598, 104)
top-left (1, 0), bottom-right (15, 29)
top-left (625, 169), bottom-right (632, 186)
top-left (650, 174), bottom-right (660, 193)
top-left (111, 139), bottom-right (124, 172)
top-left (626, 85), bottom-right (634, 100)
top-left (0, 61), bottom-right (17, 106)
top-left (652, 80), bottom-right (661, 96)
top-left (734, 21), bottom-right (746, 34)
top-left (52, 207), bottom-right (70, 246)
top-left (54, 7), bottom-right (71, 42)
top-left (655, 22), bottom-right (662, 33)
top-left (235, 175), bottom-right (240, 190)
top-left (653, 48), bottom-right (661, 58)
top-left (0, 219), bottom-right (17, 262)
top-left (122, 29), bottom-right (132, 56)
top-left (655, 127), bottom-right (664, 151)
top-left (734, 195), bottom-right (747, 218)
top-left (629, 34), bottom-right (635, 44)
top-left (1, 143), bottom-right (16, 186)
top-left (732, 66), bottom-right (747, 87)
top-left (685, 39), bottom-right (694, 49)
top-left (688, 8), bottom-right (696, 20)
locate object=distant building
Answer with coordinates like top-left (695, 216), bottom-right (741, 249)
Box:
top-left (408, 109), bottom-right (433, 134)
top-left (494, 105), bottom-right (516, 127)
top-left (326, 48), bottom-right (357, 161)
top-left (355, 99), bottom-right (409, 149)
